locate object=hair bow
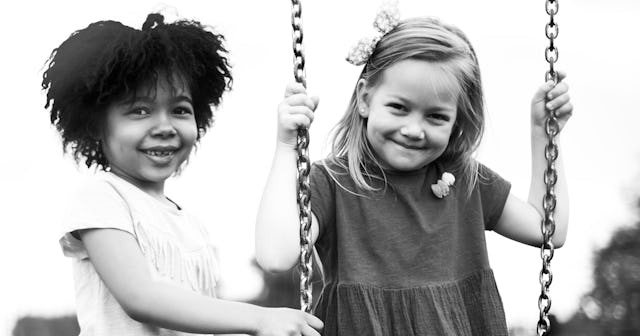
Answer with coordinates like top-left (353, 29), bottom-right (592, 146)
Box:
top-left (346, 1), bottom-right (401, 66)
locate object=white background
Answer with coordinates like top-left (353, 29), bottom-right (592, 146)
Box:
top-left (1, 0), bottom-right (639, 334)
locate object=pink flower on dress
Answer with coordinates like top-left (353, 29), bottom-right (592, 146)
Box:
top-left (431, 172), bottom-right (455, 199)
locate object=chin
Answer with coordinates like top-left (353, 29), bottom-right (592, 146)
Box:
top-left (386, 159), bottom-right (428, 172)
top-left (140, 167), bottom-right (178, 182)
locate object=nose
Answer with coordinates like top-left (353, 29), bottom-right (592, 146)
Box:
top-left (150, 111), bottom-right (177, 138)
top-left (400, 124), bottom-right (426, 140)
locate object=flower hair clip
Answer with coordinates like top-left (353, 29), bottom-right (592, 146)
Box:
top-left (431, 172), bottom-right (455, 199)
top-left (346, 1), bottom-right (401, 66)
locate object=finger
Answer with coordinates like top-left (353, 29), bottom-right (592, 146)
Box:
top-left (554, 102), bottom-right (573, 119)
top-left (287, 106), bottom-right (315, 122)
top-left (285, 94), bottom-right (317, 110)
top-left (285, 82), bottom-right (307, 98)
top-left (546, 93), bottom-right (570, 111)
top-left (302, 324), bottom-right (321, 336)
top-left (533, 80), bottom-right (555, 103)
top-left (310, 96), bottom-right (320, 111)
top-left (304, 313), bottom-right (324, 331)
top-left (547, 81), bottom-right (569, 100)
top-left (286, 114), bottom-right (313, 129)
top-left (555, 70), bottom-right (567, 82)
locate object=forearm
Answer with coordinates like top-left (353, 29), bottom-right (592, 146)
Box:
top-left (129, 281), bottom-right (264, 334)
top-left (528, 127), bottom-right (569, 246)
top-left (255, 143), bottom-right (303, 271)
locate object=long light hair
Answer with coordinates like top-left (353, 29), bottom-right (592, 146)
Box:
top-left (326, 17), bottom-right (484, 196)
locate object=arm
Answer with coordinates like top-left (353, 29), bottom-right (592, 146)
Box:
top-left (255, 83), bottom-right (320, 272)
top-left (494, 71), bottom-right (573, 248)
top-left (80, 228), bottom-right (322, 335)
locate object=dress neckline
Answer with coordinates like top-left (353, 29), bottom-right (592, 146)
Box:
top-left (102, 171), bottom-right (183, 213)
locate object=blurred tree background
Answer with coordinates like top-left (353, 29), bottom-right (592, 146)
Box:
top-left (511, 198), bottom-right (640, 336)
top-left (14, 203), bottom-right (640, 335)
top-left (560, 203), bottom-right (640, 336)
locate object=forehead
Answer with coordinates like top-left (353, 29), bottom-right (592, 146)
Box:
top-left (113, 71), bottom-right (191, 105)
top-left (376, 59), bottom-right (460, 105)
top-left (135, 72), bottom-right (191, 98)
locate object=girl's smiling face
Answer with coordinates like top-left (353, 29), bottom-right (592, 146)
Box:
top-left (100, 75), bottom-right (198, 193)
top-left (358, 59), bottom-right (459, 172)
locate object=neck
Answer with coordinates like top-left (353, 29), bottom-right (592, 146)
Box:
top-left (108, 169), bottom-right (166, 202)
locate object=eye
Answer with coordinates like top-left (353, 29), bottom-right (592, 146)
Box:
top-left (387, 102), bottom-right (407, 113)
top-left (128, 107), bottom-right (150, 116)
top-left (428, 113), bottom-right (451, 122)
top-left (173, 106), bottom-right (194, 116)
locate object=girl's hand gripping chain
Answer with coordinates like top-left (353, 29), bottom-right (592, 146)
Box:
top-left (494, 70), bottom-right (572, 248)
top-left (255, 82), bottom-right (321, 273)
top-left (531, 70), bottom-right (573, 133)
top-left (277, 82), bottom-right (319, 148)
top-left (255, 307), bottom-right (323, 336)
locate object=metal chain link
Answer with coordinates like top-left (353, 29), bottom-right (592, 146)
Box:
top-left (544, 0), bottom-right (559, 83)
top-left (538, 1), bottom-right (559, 334)
top-left (290, 0), bottom-right (313, 314)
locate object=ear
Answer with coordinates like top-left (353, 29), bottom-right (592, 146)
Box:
top-left (356, 79), bottom-right (370, 118)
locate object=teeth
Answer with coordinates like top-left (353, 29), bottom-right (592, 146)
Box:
top-left (146, 150), bottom-right (174, 157)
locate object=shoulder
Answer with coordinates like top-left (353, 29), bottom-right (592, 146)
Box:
top-left (311, 157), bottom-right (357, 188)
top-left (312, 158), bottom-right (344, 181)
top-left (312, 157), bottom-right (347, 172)
top-left (473, 161), bottom-right (511, 191)
top-left (69, 172), bottom-right (127, 207)
top-left (62, 172), bottom-right (137, 232)
top-left (470, 160), bottom-right (512, 229)
top-left (462, 159), bottom-right (510, 187)
top-left (59, 172), bottom-right (136, 259)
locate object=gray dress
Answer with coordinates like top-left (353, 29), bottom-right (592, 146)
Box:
top-left (310, 159), bottom-right (510, 335)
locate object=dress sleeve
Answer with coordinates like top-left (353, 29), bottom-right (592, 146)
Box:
top-left (477, 163), bottom-right (512, 231)
top-left (310, 161), bottom-right (336, 239)
top-left (59, 176), bottom-right (135, 260)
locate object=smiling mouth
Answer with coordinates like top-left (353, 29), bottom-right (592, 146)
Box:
top-left (144, 150), bottom-right (174, 157)
top-left (392, 140), bottom-right (425, 150)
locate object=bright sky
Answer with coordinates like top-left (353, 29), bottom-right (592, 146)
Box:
top-left (1, 0), bottom-right (639, 334)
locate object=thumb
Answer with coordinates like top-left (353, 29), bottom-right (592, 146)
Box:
top-left (285, 82), bottom-right (306, 98)
top-left (310, 96), bottom-right (320, 111)
top-left (304, 313), bottom-right (324, 330)
top-left (532, 80), bottom-right (555, 104)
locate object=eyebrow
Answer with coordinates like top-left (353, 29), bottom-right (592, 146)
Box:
top-left (171, 95), bottom-right (194, 105)
top-left (118, 94), bottom-right (194, 106)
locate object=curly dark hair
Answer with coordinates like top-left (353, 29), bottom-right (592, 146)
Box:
top-left (42, 13), bottom-right (232, 169)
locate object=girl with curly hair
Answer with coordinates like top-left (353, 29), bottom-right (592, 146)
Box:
top-left (44, 13), bottom-right (322, 336)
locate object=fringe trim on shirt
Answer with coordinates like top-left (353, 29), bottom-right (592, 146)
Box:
top-left (133, 220), bottom-right (219, 297)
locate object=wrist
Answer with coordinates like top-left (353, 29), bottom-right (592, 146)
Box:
top-left (276, 127), bottom-right (300, 149)
top-left (276, 139), bottom-right (299, 152)
top-left (531, 124), bottom-right (547, 139)
top-left (531, 125), bottom-right (562, 150)
top-left (247, 305), bottom-right (266, 335)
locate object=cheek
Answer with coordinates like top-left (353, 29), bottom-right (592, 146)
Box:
top-left (365, 121), bottom-right (384, 144)
top-left (434, 128), bottom-right (456, 151)
top-left (181, 121), bottom-right (199, 145)
top-left (367, 113), bottom-right (395, 137)
top-left (438, 129), bottom-right (454, 146)
top-left (103, 128), bottom-right (135, 152)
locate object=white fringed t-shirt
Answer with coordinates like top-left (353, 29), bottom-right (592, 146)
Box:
top-left (59, 172), bottom-right (220, 336)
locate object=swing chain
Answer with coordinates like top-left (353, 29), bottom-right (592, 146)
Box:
top-left (538, 1), bottom-right (559, 335)
top-left (291, 0), bottom-right (313, 314)
top-left (544, 0), bottom-right (559, 83)
top-left (291, 0), bottom-right (307, 88)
